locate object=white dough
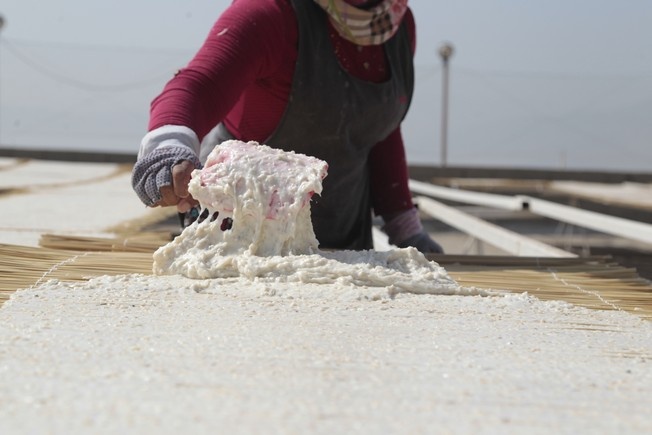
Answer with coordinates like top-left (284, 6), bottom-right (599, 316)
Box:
top-left (153, 140), bottom-right (462, 295)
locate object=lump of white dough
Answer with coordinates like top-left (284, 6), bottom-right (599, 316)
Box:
top-left (152, 140), bottom-right (462, 298)
top-left (153, 140), bottom-right (328, 277)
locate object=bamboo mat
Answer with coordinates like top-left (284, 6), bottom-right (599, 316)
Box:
top-left (39, 233), bottom-right (172, 253)
top-left (426, 254), bottom-right (652, 319)
top-left (445, 262), bottom-right (652, 320)
top-left (1, 238), bottom-right (651, 320)
top-left (0, 244), bottom-right (152, 302)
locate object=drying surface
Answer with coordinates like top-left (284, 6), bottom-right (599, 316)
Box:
top-left (0, 160), bottom-right (168, 246)
top-left (0, 274), bottom-right (651, 434)
top-left (550, 181), bottom-right (652, 209)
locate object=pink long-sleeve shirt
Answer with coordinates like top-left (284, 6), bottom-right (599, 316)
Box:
top-left (149, 0), bottom-right (416, 216)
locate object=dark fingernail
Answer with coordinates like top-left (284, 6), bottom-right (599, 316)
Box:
top-left (197, 208), bottom-right (210, 223)
top-left (221, 217), bottom-right (233, 231)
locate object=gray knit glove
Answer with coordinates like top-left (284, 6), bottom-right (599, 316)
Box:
top-left (396, 231), bottom-right (444, 254)
top-left (382, 207), bottom-right (444, 254)
top-left (131, 147), bottom-right (201, 207)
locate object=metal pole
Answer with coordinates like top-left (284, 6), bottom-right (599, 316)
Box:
top-left (438, 42), bottom-right (454, 167)
top-left (0, 15), bottom-right (5, 147)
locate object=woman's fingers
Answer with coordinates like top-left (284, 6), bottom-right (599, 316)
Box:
top-left (157, 185), bottom-right (180, 207)
top-left (155, 160), bottom-right (198, 209)
top-left (177, 196), bottom-right (199, 213)
top-left (172, 160), bottom-right (195, 199)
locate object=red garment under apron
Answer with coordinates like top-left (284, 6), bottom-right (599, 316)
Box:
top-left (148, 0), bottom-right (416, 217)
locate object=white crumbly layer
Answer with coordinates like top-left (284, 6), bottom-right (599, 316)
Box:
top-left (160, 244), bottom-right (464, 294)
top-left (153, 140), bottom-right (460, 294)
top-left (3, 274), bottom-right (651, 435)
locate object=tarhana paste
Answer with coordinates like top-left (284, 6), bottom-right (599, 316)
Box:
top-left (153, 140), bottom-right (460, 294)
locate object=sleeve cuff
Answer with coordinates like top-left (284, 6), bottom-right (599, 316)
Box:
top-left (381, 206), bottom-right (423, 245)
top-left (138, 125), bottom-right (201, 159)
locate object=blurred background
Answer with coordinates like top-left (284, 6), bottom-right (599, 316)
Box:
top-left (0, 0), bottom-right (651, 171)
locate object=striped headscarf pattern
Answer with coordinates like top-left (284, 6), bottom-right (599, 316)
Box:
top-left (313, 0), bottom-right (408, 46)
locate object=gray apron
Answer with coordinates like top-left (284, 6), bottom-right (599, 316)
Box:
top-left (202, 0), bottom-right (414, 250)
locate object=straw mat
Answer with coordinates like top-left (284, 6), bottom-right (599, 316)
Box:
top-left (1, 239), bottom-right (651, 320)
top-left (431, 254), bottom-right (652, 320)
top-left (39, 233), bottom-right (172, 253)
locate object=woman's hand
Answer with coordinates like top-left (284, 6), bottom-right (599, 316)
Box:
top-left (131, 146), bottom-right (202, 210)
top-left (156, 160), bottom-right (198, 212)
top-left (396, 231), bottom-right (444, 254)
top-left (382, 207), bottom-right (445, 254)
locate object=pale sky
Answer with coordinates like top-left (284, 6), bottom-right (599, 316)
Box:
top-left (1, 0), bottom-right (651, 170)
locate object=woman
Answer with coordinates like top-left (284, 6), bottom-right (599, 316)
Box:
top-left (132, 0), bottom-right (442, 253)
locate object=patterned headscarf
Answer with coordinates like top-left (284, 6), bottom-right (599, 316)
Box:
top-left (313, 0), bottom-right (409, 46)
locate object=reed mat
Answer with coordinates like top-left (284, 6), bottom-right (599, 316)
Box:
top-left (428, 254), bottom-right (652, 320)
top-left (0, 244), bottom-right (152, 302)
top-left (39, 233), bottom-right (171, 253)
top-left (1, 243), bottom-right (651, 320)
